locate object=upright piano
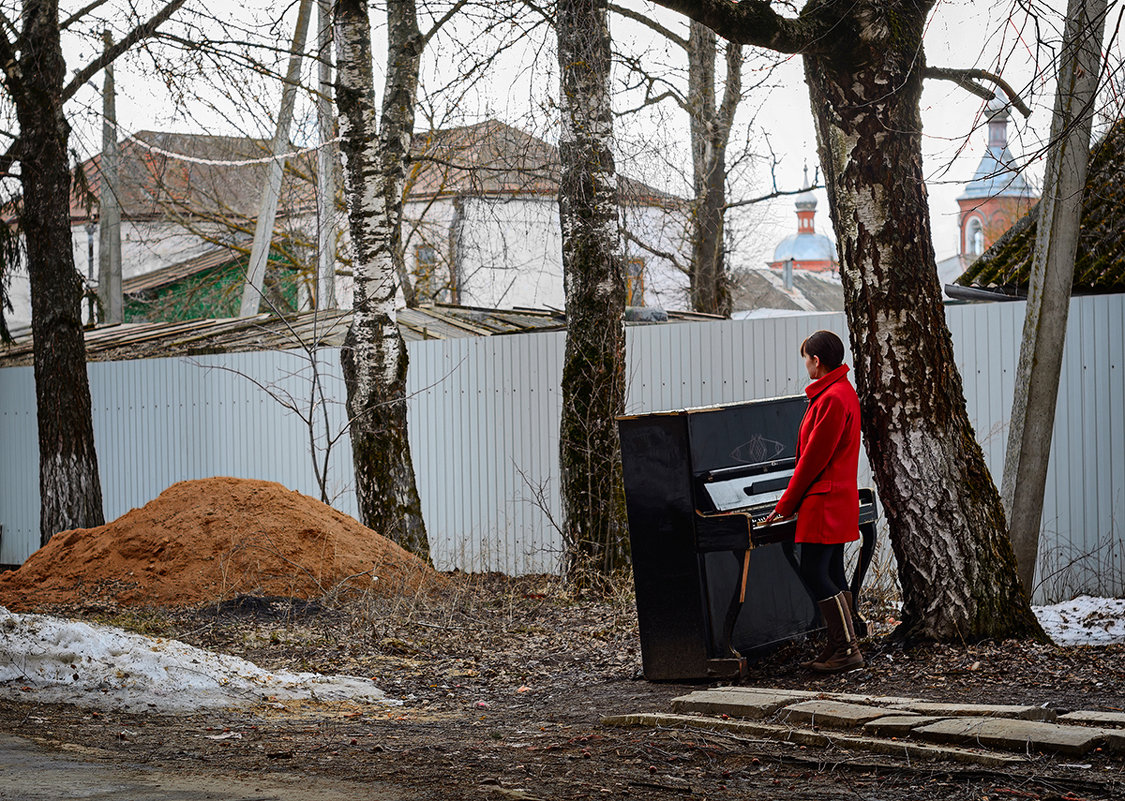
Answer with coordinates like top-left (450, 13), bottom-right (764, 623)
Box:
top-left (618, 395), bottom-right (878, 681)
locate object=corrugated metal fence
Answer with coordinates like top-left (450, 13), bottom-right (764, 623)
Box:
top-left (1, 296), bottom-right (1122, 601)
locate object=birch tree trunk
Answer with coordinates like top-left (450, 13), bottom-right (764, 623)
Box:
top-left (652, 0), bottom-right (1043, 641)
top-left (334, 0), bottom-right (429, 560)
top-left (687, 23), bottom-right (740, 318)
top-left (557, 0), bottom-right (629, 581)
top-left (801, 2), bottom-right (1041, 641)
top-left (16, 0), bottom-right (105, 546)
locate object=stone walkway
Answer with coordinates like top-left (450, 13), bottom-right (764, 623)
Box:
top-left (603, 687), bottom-right (1125, 766)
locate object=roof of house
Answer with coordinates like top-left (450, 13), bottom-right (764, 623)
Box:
top-left (406, 119), bottom-right (681, 206)
top-left (122, 246), bottom-right (248, 294)
top-left (70, 131), bottom-right (316, 224)
top-left (0, 304), bottom-right (720, 367)
top-left (730, 268), bottom-right (844, 314)
top-left (64, 120), bottom-right (680, 226)
top-left (953, 118), bottom-right (1125, 298)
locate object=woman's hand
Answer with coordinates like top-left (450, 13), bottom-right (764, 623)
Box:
top-left (762, 508), bottom-right (781, 525)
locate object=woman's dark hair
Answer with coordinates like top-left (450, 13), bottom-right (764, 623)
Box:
top-left (800, 330), bottom-right (844, 370)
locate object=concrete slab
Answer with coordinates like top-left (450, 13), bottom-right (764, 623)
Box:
top-left (887, 702), bottom-right (1056, 722)
top-left (670, 689), bottom-right (808, 719)
top-left (780, 700), bottom-right (902, 729)
top-left (911, 717), bottom-right (1106, 756)
top-left (1059, 710), bottom-right (1125, 727)
top-left (863, 715), bottom-right (949, 737)
top-left (601, 713), bottom-right (1022, 767)
top-left (726, 686), bottom-right (922, 706)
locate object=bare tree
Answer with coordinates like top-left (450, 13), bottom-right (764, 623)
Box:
top-left (557, 0), bottom-right (629, 582)
top-left (610, 6), bottom-right (747, 316)
top-left (648, 0), bottom-right (1044, 641)
top-left (1, 0), bottom-right (187, 545)
top-left (333, 0), bottom-right (467, 561)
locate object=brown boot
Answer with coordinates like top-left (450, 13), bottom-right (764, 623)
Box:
top-left (801, 590), bottom-right (854, 669)
top-left (812, 592), bottom-right (864, 674)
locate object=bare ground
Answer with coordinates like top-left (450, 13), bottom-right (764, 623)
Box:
top-left (3, 573), bottom-right (1124, 800)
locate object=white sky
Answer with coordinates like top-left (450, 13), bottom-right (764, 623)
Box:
top-left (55, 0), bottom-right (1123, 274)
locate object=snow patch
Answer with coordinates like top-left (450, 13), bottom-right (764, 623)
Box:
top-left (1034, 595), bottom-right (1125, 646)
top-left (0, 606), bottom-right (396, 713)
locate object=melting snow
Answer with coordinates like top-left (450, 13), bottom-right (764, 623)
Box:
top-left (0, 606), bottom-right (396, 713)
top-left (3, 596), bottom-right (1123, 713)
top-left (1034, 595), bottom-right (1125, 646)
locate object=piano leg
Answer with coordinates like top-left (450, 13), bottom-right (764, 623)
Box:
top-left (848, 521), bottom-right (878, 637)
top-left (719, 549), bottom-right (750, 664)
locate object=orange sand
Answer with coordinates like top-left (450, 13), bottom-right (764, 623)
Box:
top-left (0, 477), bottom-right (440, 611)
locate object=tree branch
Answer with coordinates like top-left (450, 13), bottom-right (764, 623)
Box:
top-left (61, 0), bottom-right (115, 32)
top-left (717, 40), bottom-right (742, 134)
top-left (0, 14), bottom-right (19, 95)
top-left (62, 0), bottom-right (189, 102)
top-left (924, 67), bottom-right (1032, 117)
top-left (725, 183), bottom-right (823, 210)
top-left (644, 0), bottom-right (818, 53)
top-left (608, 2), bottom-right (688, 50)
top-left (421, 0), bottom-right (471, 45)
top-left (622, 228), bottom-right (687, 274)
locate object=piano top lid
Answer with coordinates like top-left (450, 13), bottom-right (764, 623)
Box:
top-left (616, 393), bottom-right (807, 421)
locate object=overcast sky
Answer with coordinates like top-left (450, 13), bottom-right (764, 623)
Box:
top-left (58, 0), bottom-right (1121, 275)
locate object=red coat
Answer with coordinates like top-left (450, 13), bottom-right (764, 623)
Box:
top-left (774, 365), bottom-right (861, 545)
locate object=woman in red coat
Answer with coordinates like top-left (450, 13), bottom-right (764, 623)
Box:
top-left (763, 330), bottom-right (863, 673)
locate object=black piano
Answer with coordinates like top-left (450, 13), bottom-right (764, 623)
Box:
top-left (618, 395), bottom-right (878, 681)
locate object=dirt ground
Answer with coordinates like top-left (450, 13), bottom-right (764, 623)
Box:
top-left (3, 574), bottom-right (1125, 800)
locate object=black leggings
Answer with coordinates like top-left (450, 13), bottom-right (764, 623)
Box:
top-left (798, 543), bottom-right (848, 602)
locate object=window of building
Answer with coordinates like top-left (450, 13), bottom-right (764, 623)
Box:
top-left (625, 258), bottom-right (645, 307)
top-left (966, 218), bottom-right (984, 256)
top-left (414, 244), bottom-right (439, 302)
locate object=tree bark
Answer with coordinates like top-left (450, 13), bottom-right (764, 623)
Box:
top-left (334, 0), bottom-right (429, 560)
top-left (1002, 0), bottom-right (1106, 594)
top-left (16, 0), bottom-right (105, 545)
top-left (651, 0), bottom-right (1043, 641)
top-left (557, 0), bottom-right (629, 582)
top-left (687, 23), bottom-right (739, 317)
top-left (802, 1), bottom-right (1041, 640)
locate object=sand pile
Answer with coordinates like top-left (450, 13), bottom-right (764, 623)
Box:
top-left (0, 477), bottom-right (440, 611)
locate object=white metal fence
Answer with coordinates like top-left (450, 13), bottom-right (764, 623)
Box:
top-left (1, 295), bottom-right (1122, 602)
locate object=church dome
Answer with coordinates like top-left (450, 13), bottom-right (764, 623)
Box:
top-left (772, 231), bottom-right (836, 264)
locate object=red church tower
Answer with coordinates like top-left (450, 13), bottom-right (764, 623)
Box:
top-left (957, 98), bottom-right (1038, 258)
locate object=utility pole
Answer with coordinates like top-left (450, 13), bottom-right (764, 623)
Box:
top-left (1001, 0), bottom-right (1107, 595)
top-left (239, 0), bottom-right (313, 317)
top-left (97, 29), bottom-right (123, 325)
top-left (316, 0), bottom-right (337, 310)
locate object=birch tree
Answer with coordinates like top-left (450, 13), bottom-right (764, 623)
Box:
top-left (0, 0), bottom-right (187, 545)
top-left (334, 0), bottom-right (465, 560)
top-left (648, 0), bottom-right (1044, 641)
top-left (557, 0), bottom-right (629, 581)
